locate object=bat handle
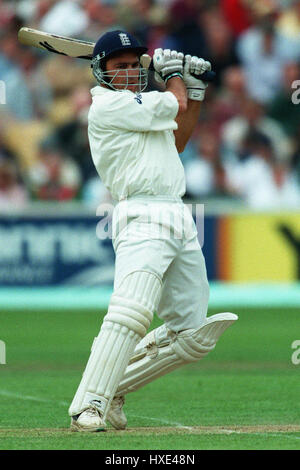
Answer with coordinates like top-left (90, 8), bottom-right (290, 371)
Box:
top-left (148, 60), bottom-right (216, 83)
top-left (190, 70), bottom-right (216, 83)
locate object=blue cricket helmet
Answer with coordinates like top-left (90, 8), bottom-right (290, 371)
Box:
top-left (92, 30), bottom-right (148, 62)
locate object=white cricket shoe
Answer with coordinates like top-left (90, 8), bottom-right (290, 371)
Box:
top-left (70, 407), bottom-right (106, 432)
top-left (107, 396), bottom-right (127, 430)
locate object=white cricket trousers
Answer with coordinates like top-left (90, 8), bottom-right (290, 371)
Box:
top-left (112, 195), bottom-right (209, 332)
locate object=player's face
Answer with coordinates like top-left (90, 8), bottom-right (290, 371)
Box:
top-left (105, 52), bottom-right (141, 93)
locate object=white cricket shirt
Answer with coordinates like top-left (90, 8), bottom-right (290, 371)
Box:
top-left (88, 86), bottom-right (186, 201)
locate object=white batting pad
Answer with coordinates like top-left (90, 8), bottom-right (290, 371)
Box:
top-left (108, 271), bottom-right (162, 338)
top-left (68, 271), bottom-right (162, 418)
top-left (115, 312), bottom-right (238, 396)
top-left (68, 321), bottom-right (140, 418)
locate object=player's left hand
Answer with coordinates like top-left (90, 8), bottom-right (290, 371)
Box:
top-left (183, 55), bottom-right (212, 101)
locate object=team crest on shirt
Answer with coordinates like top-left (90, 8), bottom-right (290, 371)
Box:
top-left (134, 93), bottom-right (142, 104)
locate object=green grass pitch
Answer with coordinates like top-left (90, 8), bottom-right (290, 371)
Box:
top-left (0, 306), bottom-right (300, 450)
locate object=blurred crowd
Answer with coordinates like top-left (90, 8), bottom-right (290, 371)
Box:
top-left (1, 0), bottom-right (300, 210)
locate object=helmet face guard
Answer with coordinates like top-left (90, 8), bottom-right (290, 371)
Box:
top-left (91, 54), bottom-right (148, 93)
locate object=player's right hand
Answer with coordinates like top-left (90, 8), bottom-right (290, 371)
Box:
top-left (183, 55), bottom-right (211, 101)
top-left (153, 48), bottom-right (184, 84)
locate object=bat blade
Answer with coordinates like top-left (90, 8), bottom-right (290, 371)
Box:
top-left (18, 28), bottom-right (153, 69)
top-left (18, 27), bottom-right (95, 60)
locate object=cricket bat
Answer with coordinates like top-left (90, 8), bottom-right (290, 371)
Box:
top-left (18, 27), bottom-right (216, 82)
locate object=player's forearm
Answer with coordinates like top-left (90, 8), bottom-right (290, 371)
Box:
top-left (166, 77), bottom-right (187, 115)
top-left (173, 99), bottom-right (201, 153)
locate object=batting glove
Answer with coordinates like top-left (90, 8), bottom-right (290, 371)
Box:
top-left (153, 48), bottom-right (184, 84)
top-left (183, 55), bottom-right (212, 101)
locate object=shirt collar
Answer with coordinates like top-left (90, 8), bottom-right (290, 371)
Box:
top-left (90, 85), bottom-right (133, 96)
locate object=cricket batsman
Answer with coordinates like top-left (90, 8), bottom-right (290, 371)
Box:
top-left (68, 30), bottom-right (238, 432)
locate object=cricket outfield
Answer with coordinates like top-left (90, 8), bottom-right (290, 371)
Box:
top-left (0, 305), bottom-right (299, 450)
